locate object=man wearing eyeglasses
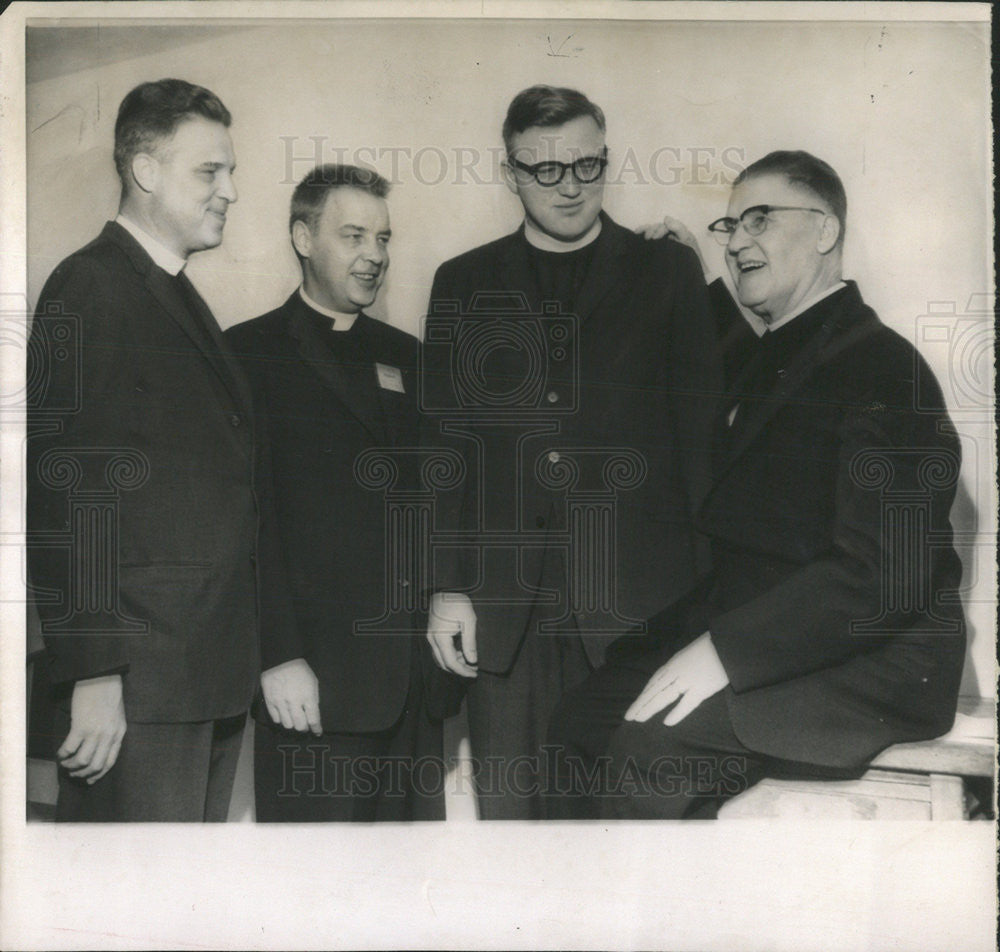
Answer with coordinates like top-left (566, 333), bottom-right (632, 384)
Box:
top-left (422, 85), bottom-right (721, 819)
top-left (547, 150), bottom-right (965, 819)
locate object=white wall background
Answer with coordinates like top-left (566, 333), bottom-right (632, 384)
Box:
top-left (25, 18), bottom-right (995, 694)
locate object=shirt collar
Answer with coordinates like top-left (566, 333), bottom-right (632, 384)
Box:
top-left (299, 286), bottom-right (360, 332)
top-left (765, 281), bottom-right (847, 333)
top-left (523, 215), bottom-right (602, 253)
top-left (115, 214), bottom-right (186, 276)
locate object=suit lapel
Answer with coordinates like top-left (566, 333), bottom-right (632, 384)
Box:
top-left (570, 213), bottom-right (631, 324)
top-left (495, 231), bottom-right (543, 314)
top-left (715, 284), bottom-right (879, 480)
top-left (105, 222), bottom-right (252, 418)
top-left (287, 297), bottom-right (389, 445)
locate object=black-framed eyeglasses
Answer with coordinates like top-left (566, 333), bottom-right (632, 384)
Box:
top-left (707, 205), bottom-right (828, 245)
top-left (507, 149), bottom-right (608, 187)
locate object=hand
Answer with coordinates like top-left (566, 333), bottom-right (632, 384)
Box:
top-left (57, 674), bottom-right (126, 784)
top-left (426, 592), bottom-right (478, 678)
top-left (261, 658), bottom-right (323, 735)
top-left (625, 632), bottom-right (729, 727)
top-left (634, 214), bottom-right (708, 276)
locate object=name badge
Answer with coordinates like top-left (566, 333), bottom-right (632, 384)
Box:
top-left (376, 363), bottom-right (405, 393)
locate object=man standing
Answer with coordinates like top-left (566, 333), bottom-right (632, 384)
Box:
top-left (422, 85), bottom-right (721, 818)
top-left (547, 151), bottom-right (966, 818)
top-left (27, 79), bottom-right (259, 821)
top-left (226, 165), bottom-right (460, 821)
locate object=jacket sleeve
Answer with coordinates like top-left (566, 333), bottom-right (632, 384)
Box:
top-left (709, 399), bottom-right (962, 693)
top-left (418, 262), bottom-right (477, 595)
top-left (27, 257), bottom-right (136, 683)
top-left (665, 244), bottom-right (725, 569)
top-left (225, 324), bottom-right (309, 671)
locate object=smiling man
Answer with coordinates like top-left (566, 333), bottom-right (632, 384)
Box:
top-left (546, 151), bottom-right (966, 819)
top-left (422, 85), bottom-right (721, 818)
top-left (226, 164), bottom-right (460, 821)
top-left (28, 79), bottom-right (260, 821)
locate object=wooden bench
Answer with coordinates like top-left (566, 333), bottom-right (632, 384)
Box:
top-left (719, 696), bottom-right (996, 820)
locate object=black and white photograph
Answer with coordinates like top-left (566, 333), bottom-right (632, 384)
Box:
top-left (1, 2), bottom-right (995, 949)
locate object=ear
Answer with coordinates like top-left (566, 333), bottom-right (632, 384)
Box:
top-left (817, 214), bottom-right (841, 254)
top-left (130, 152), bottom-right (159, 195)
top-left (502, 161), bottom-right (520, 197)
top-left (291, 220), bottom-right (312, 260)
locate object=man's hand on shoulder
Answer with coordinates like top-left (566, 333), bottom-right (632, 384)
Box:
top-left (426, 592), bottom-right (478, 678)
top-left (261, 658), bottom-right (323, 735)
top-left (634, 214), bottom-right (710, 279)
top-left (58, 674), bottom-right (127, 784)
top-left (625, 632), bottom-right (729, 727)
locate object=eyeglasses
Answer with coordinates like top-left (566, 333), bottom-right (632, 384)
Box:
top-left (506, 150), bottom-right (608, 187)
top-left (707, 205), bottom-right (828, 245)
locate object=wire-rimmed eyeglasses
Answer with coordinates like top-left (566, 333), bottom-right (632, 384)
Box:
top-left (707, 205), bottom-right (827, 245)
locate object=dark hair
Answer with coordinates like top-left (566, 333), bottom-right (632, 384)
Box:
top-left (289, 164), bottom-right (391, 234)
top-left (502, 85), bottom-right (606, 153)
top-left (114, 79), bottom-right (231, 186)
top-left (735, 150), bottom-right (848, 245)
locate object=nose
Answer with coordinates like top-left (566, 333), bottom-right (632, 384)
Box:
top-left (362, 237), bottom-right (387, 266)
top-left (217, 171), bottom-right (238, 204)
top-left (556, 170), bottom-right (582, 197)
top-left (726, 221), bottom-right (752, 256)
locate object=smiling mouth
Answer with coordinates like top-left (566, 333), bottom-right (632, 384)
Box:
top-left (352, 272), bottom-right (379, 284)
top-left (736, 260), bottom-right (765, 274)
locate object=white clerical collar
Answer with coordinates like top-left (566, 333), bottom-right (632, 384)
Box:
top-left (299, 286), bottom-right (360, 332)
top-left (523, 216), bottom-right (602, 253)
top-left (766, 281), bottom-right (847, 332)
top-left (115, 214), bottom-right (186, 276)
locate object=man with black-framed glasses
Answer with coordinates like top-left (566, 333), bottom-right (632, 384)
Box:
top-left (421, 84), bottom-right (721, 819)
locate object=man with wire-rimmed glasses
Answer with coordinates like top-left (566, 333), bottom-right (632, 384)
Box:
top-left (547, 150), bottom-right (965, 819)
top-left (421, 84), bottom-right (721, 819)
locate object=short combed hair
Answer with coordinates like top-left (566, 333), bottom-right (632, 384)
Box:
top-left (114, 79), bottom-right (231, 186)
top-left (288, 164), bottom-right (391, 236)
top-left (502, 85), bottom-right (606, 153)
top-left (736, 150), bottom-right (848, 245)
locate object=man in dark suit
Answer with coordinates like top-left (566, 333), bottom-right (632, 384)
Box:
top-left (422, 86), bottom-right (721, 818)
top-left (226, 164), bottom-right (458, 821)
top-left (546, 151), bottom-right (966, 818)
top-left (27, 79), bottom-right (261, 821)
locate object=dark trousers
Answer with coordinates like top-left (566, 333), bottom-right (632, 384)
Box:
top-left (253, 660), bottom-right (446, 822)
top-left (55, 712), bottom-right (246, 822)
top-left (545, 634), bottom-right (768, 819)
top-left (465, 630), bottom-right (593, 820)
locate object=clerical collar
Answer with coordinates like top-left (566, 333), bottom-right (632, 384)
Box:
top-left (765, 281), bottom-right (847, 333)
top-left (523, 216), bottom-right (602, 253)
top-left (299, 286), bottom-right (360, 332)
top-left (115, 214), bottom-right (186, 276)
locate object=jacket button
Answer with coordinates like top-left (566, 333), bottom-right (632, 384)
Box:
top-left (547, 451), bottom-right (560, 464)
top-left (400, 579), bottom-right (410, 588)
top-left (546, 391), bottom-right (559, 404)
top-left (230, 413), bottom-right (242, 427)
top-left (535, 516), bottom-right (546, 528)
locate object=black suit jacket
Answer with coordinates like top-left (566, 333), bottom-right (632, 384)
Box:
top-left (27, 222), bottom-right (261, 722)
top-left (422, 213), bottom-right (723, 672)
top-left (226, 294), bottom-right (455, 733)
top-left (693, 282), bottom-right (966, 768)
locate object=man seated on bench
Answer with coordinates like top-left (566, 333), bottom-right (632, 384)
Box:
top-left (545, 151), bottom-right (966, 820)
